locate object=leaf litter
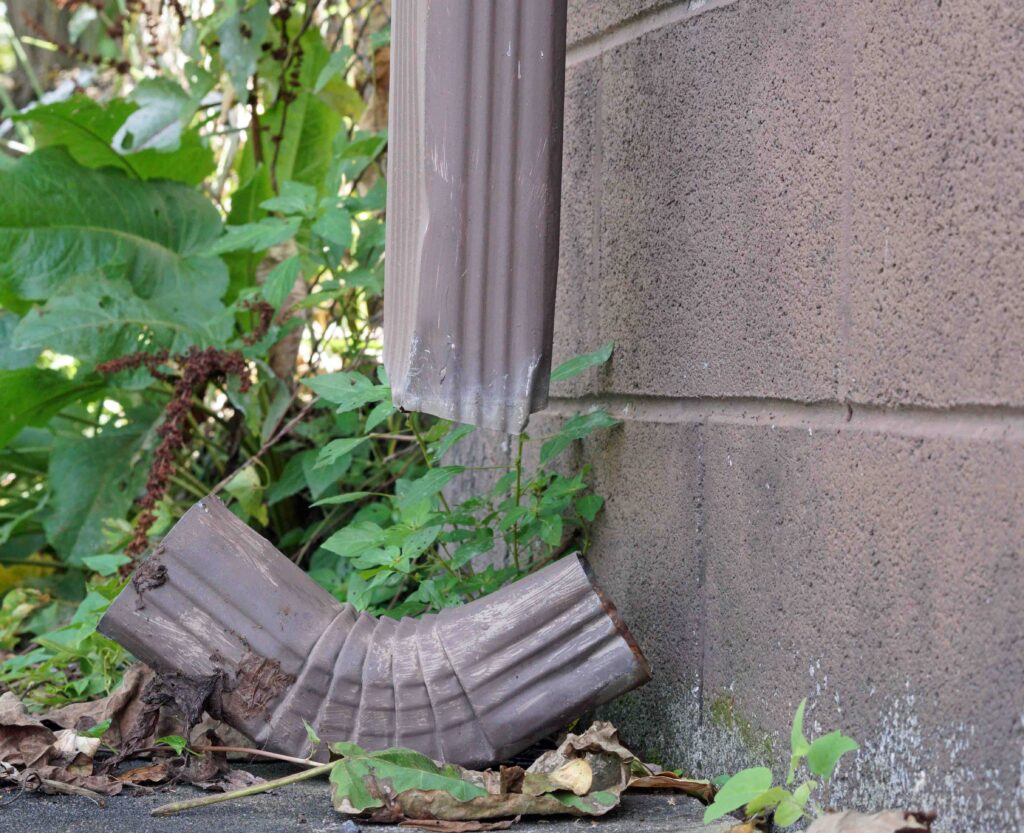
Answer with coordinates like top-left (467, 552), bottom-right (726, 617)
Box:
top-left (0, 663), bottom-right (260, 801)
top-left (1, 669), bottom-right (939, 833)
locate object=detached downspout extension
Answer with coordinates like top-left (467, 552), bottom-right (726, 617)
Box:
top-left (98, 497), bottom-right (651, 766)
top-left (384, 0), bottom-right (569, 435)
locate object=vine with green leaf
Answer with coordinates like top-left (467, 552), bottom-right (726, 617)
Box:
top-left (0, 1), bottom-right (620, 710)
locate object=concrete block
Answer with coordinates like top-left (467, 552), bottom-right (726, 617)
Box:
top-left (694, 421), bottom-right (1024, 830)
top-left (574, 420), bottom-right (706, 766)
top-left (594, 1), bottom-right (843, 401)
top-left (843, 1), bottom-right (1024, 407)
top-left (550, 59), bottom-right (605, 400)
top-left (566, 0), bottom-right (680, 46)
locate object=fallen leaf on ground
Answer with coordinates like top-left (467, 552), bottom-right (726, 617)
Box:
top-left (330, 722), bottom-right (637, 825)
top-left (116, 761), bottom-right (177, 785)
top-left (807, 810), bottom-right (935, 832)
top-left (627, 769), bottom-right (716, 804)
top-left (0, 691), bottom-right (56, 767)
top-left (1, 676), bottom-right (261, 798)
top-left (43, 664), bottom-right (154, 747)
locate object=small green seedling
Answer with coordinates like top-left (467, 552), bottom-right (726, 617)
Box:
top-left (703, 698), bottom-right (858, 827)
top-left (156, 734), bottom-right (191, 756)
top-left (77, 718), bottom-right (112, 739)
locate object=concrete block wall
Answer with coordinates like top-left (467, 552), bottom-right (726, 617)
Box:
top-left (538, 1), bottom-right (1024, 829)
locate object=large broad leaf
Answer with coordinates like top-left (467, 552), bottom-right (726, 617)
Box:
top-left (0, 368), bottom-right (103, 450)
top-left (0, 313), bottom-right (39, 370)
top-left (0, 149), bottom-right (229, 360)
top-left (218, 1), bottom-right (271, 97)
top-left (329, 745), bottom-right (488, 814)
top-left (44, 425), bottom-right (148, 565)
top-left (111, 79), bottom-right (199, 155)
top-left (16, 96), bottom-right (214, 185)
top-left (703, 767), bottom-right (774, 823)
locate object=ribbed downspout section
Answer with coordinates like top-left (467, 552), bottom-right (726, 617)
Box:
top-left (384, 0), bottom-right (569, 434)
top-left (98, 497), bottom-right (649, 768)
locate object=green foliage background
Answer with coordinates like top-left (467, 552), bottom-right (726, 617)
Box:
top-left (0, 1), bottom-right (618, 710)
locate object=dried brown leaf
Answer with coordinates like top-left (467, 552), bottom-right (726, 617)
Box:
top-left (545, 759), bottom-right (592, 796)
top-left (0, 691), bottom-right (56, 768)
top-left (43, 664), bottom-right (154, 746)
top-left (116, 761), bottom-right (176, 785)
top-left (627, 771), bottom-right (716, 804)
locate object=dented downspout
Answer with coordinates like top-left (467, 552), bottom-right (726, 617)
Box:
top-left (384, 0), bottom-right (568, 434)
top-left (97, 497), bottom-right (650, 766)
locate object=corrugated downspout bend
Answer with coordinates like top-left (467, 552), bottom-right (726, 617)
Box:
top-left (384, 0), bottom-right (569, 434)
top-left (98, 497), bottom-right (650, 767)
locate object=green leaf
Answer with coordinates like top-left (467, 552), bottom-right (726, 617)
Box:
top-left (225, 466), bottom-right (268, 526)
top-left (44, 426), bottom-right (148, 565)
top-left (396, 467), bottom-right (464, 510)
top-left (550, 342), bottom-right (614, 383)
top-left (0, 313), bottom-right (40, 370)
top-left (322, 522), bottom-right (385, 558)
top-left (218, 1), bottom-right (270, 96)
top-left (16, 96), bottom-right (214, 185)
top-left (806, 731), bottom-right (859, 780)
top-left (788, 697), bottom-right (810, 783)
top-left (539, 410), bottom-right (621, 465)
top-left (773, 800), bottom-right (804, 827)
top-left (260, 182), bottom-right (318, 216)
top-left (81, 553), bottom-right (131, 577)
top-left (311, 492), bottom-right (375, 508)
top-left (703, 767), bottom-right (774, 823)
top-left (330, 747), bottom-right (487, 814)
top-left (157, 735), bottom-right (188, 755)
top-left (773, 780), bottom-right (815, 826)
top-left (313, 46), bottom-right (354, 93)
top-left (364, 400), bottom-right (395, 433)
top-left (301, 448), bottom-right (352, 500)
top-left (303, 719), bottom-right (321, 753)
top-left (0, 149), bottom-right (228, 344)
top-left (745, 786), bottom-right (789, 815)
top-left (13, 275), bottom-right (232, 368)
top-left (0, 368), bottom-right (101, 450)
top-left (203, 217), bottom-right (301, 256)
top-left (305, 372), bottom-right (389, 413)
top-left (262, 255), bottom-right (302, 310)
top-left (314, 437), bottom-right (368, 470)
top-left (538, 513), bottom-right (563, 547)
top-left (111, 78), bottom-right (197, 154)
top-left (78, 718), bottom-right (112, 739)
top-left (312, 205), bottom-right (353, 249)
top-left (575, 494), bottom-right (604, 522)
top-left (428, 422), bottom-right (475, 462)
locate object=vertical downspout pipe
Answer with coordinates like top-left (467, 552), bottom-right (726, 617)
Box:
top-left (384, 0), bottom-right (568, 434)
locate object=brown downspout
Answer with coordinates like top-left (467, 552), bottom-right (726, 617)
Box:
top-left (98, 496), bottom-right (650, 766)
top-left (384, 0), bottom-right (568, 434)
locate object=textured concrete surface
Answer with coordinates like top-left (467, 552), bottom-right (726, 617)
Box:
top-left (0, 763), bottom-right (729, 833)
top-left (512, 1), bottom-right (1024, 832)
top-left (843, 1), bottom-right (1024, 407)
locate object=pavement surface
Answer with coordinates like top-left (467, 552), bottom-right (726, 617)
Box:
top-left (0, 762), bottom-right (735, 833)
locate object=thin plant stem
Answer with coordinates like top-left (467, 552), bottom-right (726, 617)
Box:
top-left (511, 432), bottom-right (525, 571)
top-left (150, 761), bottom-right (334, 817)
top-left (192, 745), bottom-right (318, 768)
